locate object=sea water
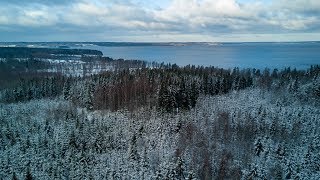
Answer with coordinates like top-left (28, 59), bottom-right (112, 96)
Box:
top-left (78, 42), bottom-right (320, 69)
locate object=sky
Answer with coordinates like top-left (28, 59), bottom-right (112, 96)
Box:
top-left (0, 0), bottom-right (320, 42)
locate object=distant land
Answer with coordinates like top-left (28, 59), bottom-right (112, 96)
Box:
top-left (1, 42), bottom-right (320, 69)
top-left (0, 47), bottom-right (102, 58)
top-left (1, 41), bottom-right (320, 49)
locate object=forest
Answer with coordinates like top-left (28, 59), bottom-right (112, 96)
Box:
top-left (0, 47), bottom-right (102, 58)
top-left (0, 47), bottom-right (320, 179)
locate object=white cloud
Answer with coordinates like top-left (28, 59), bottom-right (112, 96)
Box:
top-left (18, 8), bottom-right (58, 26)
top-left (76, 2), bottom-right (108, 16)
top-left (0, 15), bottom-right (9, 25)
top-left (0, 0), bottom-right (319, 41)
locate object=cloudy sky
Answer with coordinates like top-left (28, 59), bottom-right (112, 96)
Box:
top-left (0, 0), bottom-right (319, 42)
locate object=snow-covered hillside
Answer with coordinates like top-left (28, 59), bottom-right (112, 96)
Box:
top-left (1, 87), bottom-right (319, 179)
top-left (1, 47), bottom-right (319, 179)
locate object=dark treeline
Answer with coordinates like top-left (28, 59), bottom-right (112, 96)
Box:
top-left (0, 47), bottom-right (102, 90)
top-left (0, 51), bottom-right (146, 90)
top-left (0, 47), bottom-right (102, 59)
top-left (0, 58), bottom-right (52, 90)
top-left (0, 57), bottom-right (51, 74)
top-left (2, 75), bottom-right (66, 103)
top-left (0, 54), bottom-right (146, 76)
top-left (2, 61), bottom-right (319, 112)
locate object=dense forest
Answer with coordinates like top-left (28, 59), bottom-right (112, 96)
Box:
top-left (0, 47), bottom-right (102, 58)
top-left (0, 47), bottom-right (320, 179)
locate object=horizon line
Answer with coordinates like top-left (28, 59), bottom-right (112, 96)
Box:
top-left (1, 41), bottom-right (320, 43)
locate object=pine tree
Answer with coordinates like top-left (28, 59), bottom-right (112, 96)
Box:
top-left (84, 81), bottom-right (95, 110)
top-left (12, 172), bottom-right (18, 180)
top-left (129, 134), bottom-right (139, 160)
top-left (288, 78), bottom-right (299, 93)
top-left (175, 157), bottom-right (184, 180)
top-left (63, 77), bottom-right (71, 100)
top-left (189, 81), bottom-right (199, 108)
top-left (25, 168), bottom-right (33, 180)
top-left (239, 76), bottom-right (247, 90)
top-left (158, 77), bottom-right (176, 112)
top-left (214, 79), bottom-right (221, 95)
